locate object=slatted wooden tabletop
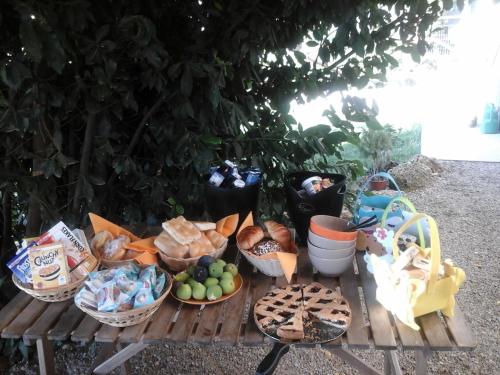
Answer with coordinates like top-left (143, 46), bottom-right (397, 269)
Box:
top-left (0, 225), bottom-right (476, 354)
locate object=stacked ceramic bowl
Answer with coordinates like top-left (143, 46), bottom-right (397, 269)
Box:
top-left (307, 215), bottom-right (357, 277)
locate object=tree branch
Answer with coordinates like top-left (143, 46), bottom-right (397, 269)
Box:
top-left (107, 93), bottom-right (168, 186)
top-left (71, 114), bottom-right (96, 218)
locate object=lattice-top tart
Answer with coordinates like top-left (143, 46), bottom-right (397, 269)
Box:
top-left (254, 282), bottom-right (351, 341)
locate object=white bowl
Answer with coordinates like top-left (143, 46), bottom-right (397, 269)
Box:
top-left (308, 252), bottom-right (355, 277)
top-left (307, 240), bottom-right (355, 259)
top-left (308, 229), bottom-right (356, 250)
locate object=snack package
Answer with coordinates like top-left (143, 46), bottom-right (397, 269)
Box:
top-left (139, 265), bottom-right (157, 289)
top-left (37, 221), bottom-right (95, 271)
top-left (29, 242), bottom-right (70, 289)
top-left (115, 270), bottom-right (141, 297)
top-left (97, 281), bottom-right (122, 312)
top-left (116, 292), bottom-right (134, 312)
top-left (75, 288), bottom-right (98, 309)
top-left (133, 287), bottom-right (155, 309)
top-left (7, 248), bottom-right (33, 283)
top-left (154, 273), bottom-right (166, 299)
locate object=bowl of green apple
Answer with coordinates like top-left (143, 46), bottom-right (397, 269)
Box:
top-left (171, 255), bottom-right (243, 304)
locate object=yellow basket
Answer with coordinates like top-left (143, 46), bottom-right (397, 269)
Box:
top-left (371, 213), bottom-right (466, 330)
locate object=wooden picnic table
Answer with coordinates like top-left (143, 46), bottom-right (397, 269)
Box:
top-left (0, 225), bottom-right (476, 375)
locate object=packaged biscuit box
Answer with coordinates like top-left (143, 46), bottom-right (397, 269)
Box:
top-left (29, 242), bottom-right (70, 289)
top-left (37, 221), bottom-right (97, 272)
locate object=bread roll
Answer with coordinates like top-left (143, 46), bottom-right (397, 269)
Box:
top-left (91, 230), bottom-right (113, 255)
top-left (264, 221), bottom-right (291, 251)
top-left (103, 235), bottom-right (130, 260)
top-left (154, 232), bottom-right (189, 259)
top-left (188, 233), bottom-right (215, 258)
top-left (205, 230), bottom-right (227, 249)
top-left (237, 225), bottom-right (264, 250)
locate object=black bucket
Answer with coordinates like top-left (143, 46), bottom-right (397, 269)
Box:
top-left (205, 180), bottom-right (261, 235)
top-left (285, 171), bottom-right (346, 244)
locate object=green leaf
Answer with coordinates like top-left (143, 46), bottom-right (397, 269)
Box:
top-left (20, 20), bottom-right (42, 62)
top-left (167, 197), bottom-right (176, 206)
top-left (201, 134), bottom-right (222, 145)
top-left (306, 40), bottom-right (319, 47)
top-left (457, 0), bottom-right (465, 11)
top-left (1, 61), bottom-right (30, 90)
top-left (443, 0), bottom-right (453, 11)
top-left (180, 65), bottom-right (193, 96)
top-left (293, 50), bottom-right (307, 65)
top-left (303, 124), bottom-right (331, 138)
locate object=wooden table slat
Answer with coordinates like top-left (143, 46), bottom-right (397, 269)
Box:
top-left (296, 248), bottom-right (314, 284)
top-left (119, 319), bottom-right (150, 343)
top-left (444, 306), bottom-right (476, 349)
top-left (2, 299), bottom-right (48, 339)
top-left (0, 292), bottom-right (33, 331)
top-left (71, 315), bottom-right (101, 344)
top-left (24, 300), bottom-right (72, 340)
top-left (214, 266), bottom-right (252, 344)
top-left (338, 263), bottom-right (370, 348)
top-left (167, 303), bottom-right (202, 342)
top-left (418, 313), bottom-right (454, 349)
top-left (142, 297), bottom-right (179, 343)
top-left (47, 304), bottom-right (86, 341)
top-left (192, 253), bottom-right (252, 345)
top-left (355, 252), bottom-right (397, 349)
top-left (393, 316), bottom-right (425, 349)
top-left (242, 272), bottom-right (274, 346)
top-left (95, 325), bottom-right (122, 343)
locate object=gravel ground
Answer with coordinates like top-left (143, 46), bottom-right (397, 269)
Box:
top-left (4, 160), bottom-right (500, 375)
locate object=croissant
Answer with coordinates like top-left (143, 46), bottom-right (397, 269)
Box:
top-left (264, 221), bottom-right (291, 251)
top-left (237, 225), bottom-right (264, 250)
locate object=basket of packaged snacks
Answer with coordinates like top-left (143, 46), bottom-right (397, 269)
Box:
top-left (89, 213), bottom-right (158, 268)
top-left (75, 264), bottom-right (171, 327)
top-left (236, 213), bottom-right (297, 282)
top-left (154, 214), bottom-right (238, 272)
top-left (7, 223), bottom-right (99, 302)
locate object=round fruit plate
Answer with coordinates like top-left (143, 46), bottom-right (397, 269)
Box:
top-left (171, 273), bottom-right (243, 305)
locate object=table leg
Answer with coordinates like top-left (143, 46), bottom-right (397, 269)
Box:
top-left (415, 349), bottom-right (431, 375)
top-left (36, 337), bottom-right (56, 375)
top-left (328, 348), bottom-right (382, 375)
top-left (93, 342), bottom-right (148, 374)
top-left (384, 350), bottom-right (402, 375)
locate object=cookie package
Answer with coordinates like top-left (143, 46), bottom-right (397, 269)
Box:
top-left (29, 242), bottom-right (70, 289)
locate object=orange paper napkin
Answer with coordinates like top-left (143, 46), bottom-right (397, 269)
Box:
top-left (88, 213), bottom-right (158, 265)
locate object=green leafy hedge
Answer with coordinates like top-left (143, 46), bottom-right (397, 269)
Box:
top-left (0, 0), bottom-right (449, 254)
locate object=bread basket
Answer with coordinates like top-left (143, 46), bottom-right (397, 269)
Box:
top-left (237, 242), bottom-right (297, 277)
top-left (158, 241), bottom-right (228, 272)
top-left (12, 261), bottom-right (100, 302)
top-left (75, 265), bottom-right (171, 327)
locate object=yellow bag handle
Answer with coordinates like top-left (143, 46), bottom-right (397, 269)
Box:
top-left (380, 196), bottom-right (425, 248)
top-left (392, 213), bottom-right (441, 290)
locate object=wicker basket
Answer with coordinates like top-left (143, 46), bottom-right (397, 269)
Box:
top-left (158, 241), bottom-right (228, 272)
top-left (74, 266), bottom-right (172, 327)
top-left (12, 261), bottom-right (99, 302)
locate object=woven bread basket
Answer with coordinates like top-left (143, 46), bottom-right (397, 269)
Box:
top-left (74, 266), bottom-right (171, 327)
top-left (12, 261), bottom-right (100, 302)
top-left (158, 241), bottom-right (228, 272)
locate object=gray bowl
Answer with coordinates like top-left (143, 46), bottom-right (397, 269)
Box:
top-left (308, 252), bottom-right (355, 277)
top-left (307, 240), bottom-right (355, 259)
top-left (308, 229), bottom-right (356, 250)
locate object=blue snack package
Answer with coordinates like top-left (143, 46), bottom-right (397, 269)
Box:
top-left (153, 273), bottom-right (166, 299)
top-left (133, 287), bottom-right (155, 309)
top-left (139, 265), bottom-right (157, 289)
top-left (114, 270), bottom-right (141, 297)
top-left (121, 263), bottom-right (141, 279)
top-left (96, 281), bottom-right (121, 312)
top-left (7, 248), bottom-right (32, 283)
